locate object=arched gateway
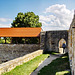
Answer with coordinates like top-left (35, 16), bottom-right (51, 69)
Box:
top-left (40, 30), bottom-right (68, 53)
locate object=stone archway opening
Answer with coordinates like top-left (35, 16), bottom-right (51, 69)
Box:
top-left (59, 38), bottom-right (66, 54)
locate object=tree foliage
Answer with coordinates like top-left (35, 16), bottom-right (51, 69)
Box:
top-left (11, 12), bottom-right (42, 27)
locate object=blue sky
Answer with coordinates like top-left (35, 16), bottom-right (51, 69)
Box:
top-left (0, 0), bottom-right (75, 30)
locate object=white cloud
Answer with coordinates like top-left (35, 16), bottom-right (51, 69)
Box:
top-left (0, 18), bottom-right (12, 27)
top-left (40, 4), bottom-right (74, 31)
top-left (0, 23), bottom-right (11, 27)
top-left (0, 18), bottom-right (12, 22)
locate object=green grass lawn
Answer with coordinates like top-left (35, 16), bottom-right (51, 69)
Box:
top-left (2, 54), bottom-right (49, 75)
top-left (38, 53), bottom-right (71, 75)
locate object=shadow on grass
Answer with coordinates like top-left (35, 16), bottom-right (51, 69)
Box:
top-left (64, 71), bottom-right (71, 75)
top-left (38, 53), bottom-right (71, 75)
top-left (43, 51), bottom-right (60, 55)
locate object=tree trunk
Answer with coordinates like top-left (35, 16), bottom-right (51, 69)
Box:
top-left (4, 37), bottom-right (6, 44)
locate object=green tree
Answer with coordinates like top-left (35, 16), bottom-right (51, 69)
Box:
top-left (11, 12), bottom-right (42, 27)
top-left (11, 12), bottom-right (42, 44)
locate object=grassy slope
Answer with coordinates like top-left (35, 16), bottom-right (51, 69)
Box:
top-left (38, 53), bottom-right (71, 75)
top-left (3, 54), bottom-right (49, 75)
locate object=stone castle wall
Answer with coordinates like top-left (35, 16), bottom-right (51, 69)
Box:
top-left (45, 31), bottom-right (68, 52)
top-left (40, 31), bottom-right (46, 50)
top-left (68, 15), bottom-right (75, 75)
top-left (40, 30), bottom-right (68, 53)
top-left (0, 44), bottom-right (40, 64)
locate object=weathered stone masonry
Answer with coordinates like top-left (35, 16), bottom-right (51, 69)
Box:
top-left (41, 30), bottom-right (68, 52)
top-left (68, 14), bottom-right (75, 75)
top-left (40, 31), bottom-right (46, 49)
top-left (0, 44), bottom-right (40, 64)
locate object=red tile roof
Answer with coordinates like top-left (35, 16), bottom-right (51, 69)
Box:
top-left (0, 27), bottom-right (41, 37)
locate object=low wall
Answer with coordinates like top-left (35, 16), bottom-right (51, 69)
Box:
top-left (0, 44), bottom-right (40, 64)
top-left (0, 50), bottom-right (43, 75)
